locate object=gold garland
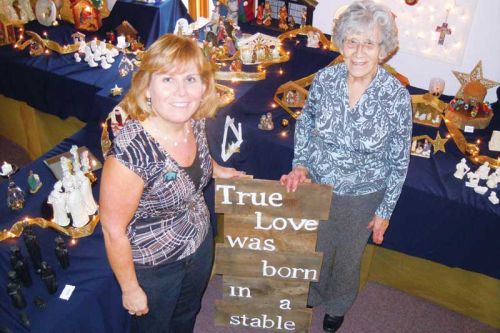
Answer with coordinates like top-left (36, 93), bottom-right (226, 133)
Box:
top-left (14, 31), bottom-right (114, 55)
top-left (0, 214), bottom-right (100, 242)
top-left (443, 115), bottom-right (499, 169)
top-left (278, 25), bottom-right (335, 51)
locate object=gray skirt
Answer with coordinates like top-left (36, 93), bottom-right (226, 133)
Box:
top-left (308, 190), bottom-right (385, 316)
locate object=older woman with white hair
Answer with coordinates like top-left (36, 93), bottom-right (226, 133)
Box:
top-left (280, 1), bottom-right (412, 332)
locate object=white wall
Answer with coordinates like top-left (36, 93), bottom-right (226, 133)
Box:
top-left (313, 0), bottom-right (500, 102)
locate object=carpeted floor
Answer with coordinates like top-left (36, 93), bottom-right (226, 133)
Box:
top-left (195, 275), bottom-right (499, 333)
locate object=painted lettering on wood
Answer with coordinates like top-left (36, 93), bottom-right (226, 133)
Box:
top-left (214, 178), bottom-right (332, 332)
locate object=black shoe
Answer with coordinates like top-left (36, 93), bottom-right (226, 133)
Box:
top-left (323, 314), bottom-right (344, 332)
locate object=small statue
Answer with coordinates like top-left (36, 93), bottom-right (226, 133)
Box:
top-left (0, 161), bottom-right (14, 177)
top-left (226, 0), bottom-right (239, 24)
top-left (7, 275), bottom-right (27, 309)
top-left (465, 171), bottom-right (480, 188)
top-left (453, 158), bottom-right (470, 180)
top-left (7, 180), bottom-right (25, 210)
top-left (75, 170), bottom-right (98, 216)
top-left (288, 15), bottom-right (296, 30)
top-left (224, 36), bottom-right (236, 56)
top-left (55, 236), bottom-right (70, 269)
top-left (473, 186), bottom-right (488, 195)
top-left (278, 4), bottom-right (288, 30)
top-left (230, 59), bottom-right (243, 72)
top-left (486, 168), bottom-right (499, 189)
top-left (476, 162), bottom-right (490, 180)
top-left (306, 31), bottom-right (320, 48)
top-left (65, 178), bottom-right (90, 228)
top-left (40, 261), bottom-right (58, 294)
top-left (23, 228), bottom-right (43, 271)
top-left (488, 191), bottom-right (499, 205)
top-left (74, 53), bottom-right (82, 62)
top-left (258, 112), bottom-right (274, 131)
top-left (256, 4), bottom-right (264, 25)
top-left (263, 1), bottom-right (272, 26)
top-left (48, 181), bottom-right (70, 227)
top-left (80, 150), bottom-right (91, 173)
top-left (300, 8), bottom-right (307, 29)
top-left (27, 170), bottom-right (42, 194)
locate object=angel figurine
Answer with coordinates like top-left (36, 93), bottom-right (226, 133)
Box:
top-left (75, 170), bottom-right (98, 216)
top-left (47, 181), bottom-right (70, 227)
top-left (453, 158), bottom-right (470, 180)
top-left (64, 178), bottom-right (89, 228)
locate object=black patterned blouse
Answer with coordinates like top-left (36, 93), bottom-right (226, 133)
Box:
top-left (107, 119), bottom-right (213, 266)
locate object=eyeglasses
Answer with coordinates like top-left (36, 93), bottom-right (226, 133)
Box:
top-left (343, 38), bottom-right (380, 52)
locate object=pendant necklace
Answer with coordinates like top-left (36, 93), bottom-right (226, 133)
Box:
top-left (150, 121), bottom-right (190, 147)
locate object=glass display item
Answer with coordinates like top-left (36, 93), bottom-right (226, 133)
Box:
top-left (7, 181), bottom-right (25, 210)
top-left (35, 0), bottom-right (57, 27)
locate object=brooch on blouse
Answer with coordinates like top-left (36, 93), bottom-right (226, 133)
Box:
top-left (163, 169), bottom-right (177, 182)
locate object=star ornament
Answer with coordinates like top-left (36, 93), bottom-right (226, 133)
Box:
top-left (432, 132), bottom-right (449, 154)
top-left (452, 61), bottom-right (500, 98)
top-left (110, 84), bottom-right (123, 97)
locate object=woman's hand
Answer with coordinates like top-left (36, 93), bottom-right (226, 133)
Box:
top-left (280, 165), bottom-right (308, 192)
top-left (367, 215), bottom-right (389, 245)
top-left (212, 159), bottom-right (246, 179)
top-left (122, 285), bottom-right (149, 316)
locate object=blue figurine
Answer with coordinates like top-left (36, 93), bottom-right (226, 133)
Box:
top-left (27, 170), bottom-right (43, 194)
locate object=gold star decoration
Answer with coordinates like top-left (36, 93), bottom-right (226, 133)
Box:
top-left (452, 61), bottom-right (500, 98)
top-left (432, 132), bottom-right (449, 154)
top-left (110, 84), bottom-right (123, 97)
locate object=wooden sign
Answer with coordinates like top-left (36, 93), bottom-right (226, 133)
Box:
top-left (215, 178), bottom-right (332, 219)
top-left (214, 178), bottom-right (333, 332)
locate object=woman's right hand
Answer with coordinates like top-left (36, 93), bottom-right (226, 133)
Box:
top-left (122, 286), bottom-right (149, 316)
top-left (280, 165), bottom-right (308, 192)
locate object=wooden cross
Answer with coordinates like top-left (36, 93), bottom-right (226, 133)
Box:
top-left (436, 9), bottom-right (452, 45)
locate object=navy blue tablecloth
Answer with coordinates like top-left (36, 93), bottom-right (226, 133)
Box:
top-left (0, 0), bottom-right (188, 122)
top-left (0, 123), bottom-right (129, 333)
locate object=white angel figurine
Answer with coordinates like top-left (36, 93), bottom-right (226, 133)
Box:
top-left (75, 170), bottom-right (98, 215)
top-left (488, 192), bottom-right (499, 205)
top-left (486, 169), bottom-right (499, 189)
top-left (476, 162), bottom-right (490, 180)
top-left (453, 158), bottom-right (470, 180)
top-left (465, 172), bottom-right (480, 188)
top-left (64, 179), bottom-right (89, 228)
top-left (47, 181), bottom-right (70, 227)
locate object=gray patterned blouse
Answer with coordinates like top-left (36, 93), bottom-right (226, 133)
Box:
top-left (293, 63), bottom-right (412, 220)
top-left (108, 119), bottom-right (212, 266)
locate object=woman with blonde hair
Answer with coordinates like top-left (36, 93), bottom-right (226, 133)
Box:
top-left (100, 34), bottom-right (243, 333)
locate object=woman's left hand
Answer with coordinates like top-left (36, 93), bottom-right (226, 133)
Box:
top-left (367, 215), bottom-right (389, 245)
top-left (213, 159), bottom-right (246, 179)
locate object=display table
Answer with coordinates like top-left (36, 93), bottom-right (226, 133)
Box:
top-left (1, 24), bottom-right (499, 330)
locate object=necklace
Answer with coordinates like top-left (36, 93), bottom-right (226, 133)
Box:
top-left (149, 120), bottom-right (190, 147)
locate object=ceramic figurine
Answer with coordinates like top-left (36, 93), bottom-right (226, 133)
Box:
top-left (263, 1), bottom-right (272, 26)
top-left (27, 170), bottom-right (42, 194)
top-left (488, 191), bottom-right (499, 205)
top-left (465, 172), bottom-right (480, 188)
top-left (0, 161), bottom-right (14, 177)
top-left (453, 158), bottom-right (470, 179)
top-left (476, 162), bottom-right (490, 180)
top-left (47, 181), bottom-right (70, 227)
top-left (473, 186), bottom-right (488, 195)
top-left (300, 8), bottom-right (307, 29)
top-left (64, 179), bottom-right (89, 228)
top-left (75, 170), bottom-right (98, 215)
top-left (101, 57), bottom-right (111, 69)
top-left (486, 168), bottom-right (499, 189)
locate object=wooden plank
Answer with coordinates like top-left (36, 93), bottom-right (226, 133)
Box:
top-left (215, 299), bottom-right (312, 332)
top-left (223, 276), bottom-right (310, 308)
top-left (224, 214), bottom-right (317, 253)
top-left (215, 178), bottom-right (332, 219)
top-left (215, 244), bottom-right (323, 282)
